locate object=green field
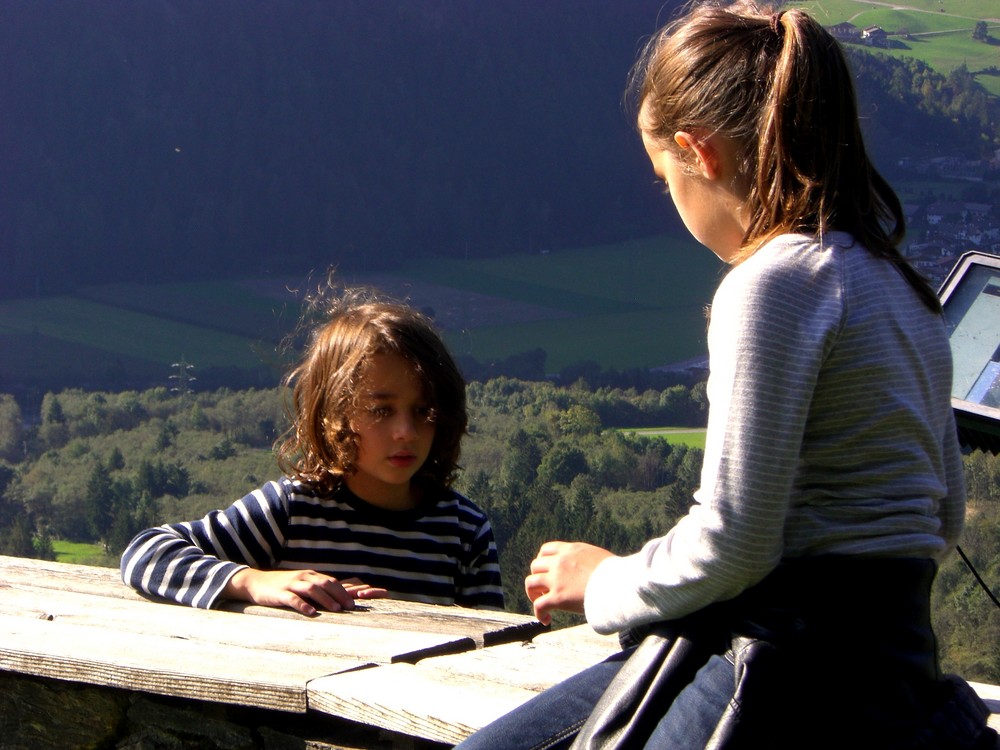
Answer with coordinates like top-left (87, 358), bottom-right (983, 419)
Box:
top-left (52, 540), bottom-right (116, 567)
top-left (621, 427), bottom-right (708, 450)
top-left (0, 297), bottom-right (269, 369)
top-left (0, 234), bottom-right (724, 390)
top-left (426, 238), bottom-right (724, 370)
top-left (792, 0), bottom-right (1000, 95)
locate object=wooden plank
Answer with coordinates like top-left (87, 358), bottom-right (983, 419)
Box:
top-left (12, 555), bottom-right (995, 746)
top-left (0, 555), bottom-right (546, 650)
top-left (0, 555), bottom-right (138, 600)
top-left (395, 625), bottom-right (619, 693)
top-left (223, 597), bottom-right (546, 650)
top-left (307, 624), bottom-right (621, 743)
top-left (968, 681), bottom-right (1000, 732)
top-left (0, 583), bottom-right (476, 665)
top-left (0, 612), bottom-right (345, 712)
top-left (308, 663), bottom-right (537, 745)
top-left (532, 622), bottom-right (622, 652)
top-left (0, 556), bottom-right (544, 725)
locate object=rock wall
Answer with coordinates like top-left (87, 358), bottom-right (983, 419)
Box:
top-left (0, 671), bottom-right (445, 750)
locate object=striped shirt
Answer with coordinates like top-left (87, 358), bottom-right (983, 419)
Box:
top-left (586, 233), bottom-right (965, 634)
top-left (120, 478), bottom-right (504, 610)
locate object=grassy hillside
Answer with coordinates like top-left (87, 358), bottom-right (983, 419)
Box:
top-left (413, 235), bottom-right (724, 371)
top-left (793, 0), bottom-right (1000, 95)
top-left (0, 234), bottom-right (724, 399)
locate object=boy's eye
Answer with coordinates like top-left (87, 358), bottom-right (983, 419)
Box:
top-left (416, 406), bottom-right (436, 422)
top-left (368, 405), bottom-right (392, 418)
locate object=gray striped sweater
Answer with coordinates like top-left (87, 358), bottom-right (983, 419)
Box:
top-left (586, 233), bottom-right (965, 634)
top-left (121, 478), bottom-right (505, 610)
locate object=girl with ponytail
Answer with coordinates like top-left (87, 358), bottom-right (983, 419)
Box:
top-left (458, 2), bottom-right (995, 748)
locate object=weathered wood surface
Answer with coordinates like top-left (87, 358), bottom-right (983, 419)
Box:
top-left (0, 560), bottom-right (537, 716)
top-left (0, 555), bottom-right (620, 745)
top-left (1, 555), bottom-right (542, 651)
top-left (969, 681), bottom-right (1000, 732)
top-left (3, 555), bottom-right (996, 746)
top-left (309, 629), bottom-right (620, 745)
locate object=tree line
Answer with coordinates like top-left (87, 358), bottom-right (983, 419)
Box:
top-left (0, 381), bottom-right (997, 683)
top-left (846, 47), bottom-right (999, 151)
top-left (0, 379), bottom-right (707, 578)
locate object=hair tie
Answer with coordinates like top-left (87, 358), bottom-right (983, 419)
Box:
top-left (770, 11), bottom-right (785, 35)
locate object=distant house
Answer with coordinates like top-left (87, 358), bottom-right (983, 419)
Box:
top-left (905, 242), bottom-right (946, 259)
top-left (965, 203), bottom-right (993, 219)
top-left (957, 229), bottom-right (984, 247)
top-left (829, 22), bottom-right (860, 42)
top-left (937, 159), bottom-right (988, 182)
top-left (927, 202), bottom-right (966, 225)
top-left (927, 202), bottom-right (995, 225)
top-left (652, 355), bottom-right (709, 379)
top-left (861, 25), bottom-right (890, 48)
top-left (898, 156), bottom-right (934, 175)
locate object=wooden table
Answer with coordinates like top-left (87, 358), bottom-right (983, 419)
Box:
top-left (0, 555), bottom-right (620, 746)
top-left (3, 555), bottom-right (996, 746)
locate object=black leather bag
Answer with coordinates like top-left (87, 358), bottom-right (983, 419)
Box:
top-left (569, 621), bottom-right (712, 749)
top-left (570, 617), bottom-right (787, 750)
top-left (570, 558), bottom-right (999, 750)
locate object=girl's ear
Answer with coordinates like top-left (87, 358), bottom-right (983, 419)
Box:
top-left (674, 131), bottom-right (721, 181)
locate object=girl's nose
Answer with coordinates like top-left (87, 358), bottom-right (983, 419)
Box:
top-left (393, 413), bottom-right (418, 440)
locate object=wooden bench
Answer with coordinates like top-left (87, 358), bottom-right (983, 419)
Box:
top-left (1, 554), bottom-right (996, 747)
top-left (0, 555), bottom-right (620, 747)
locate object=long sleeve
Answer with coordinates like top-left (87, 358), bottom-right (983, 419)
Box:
top-left (584, 238), bottom-right (836, 633)
top-left (938, 412), bottom-right (967, 553)
top-left (454, 511), bottom-right (504, 610)
top-left (585, 234), bottom-right (961, 635)
top-left (120, 479), bottom-right (290, 609)
top-left (121, 479), bottom-right (506, 610)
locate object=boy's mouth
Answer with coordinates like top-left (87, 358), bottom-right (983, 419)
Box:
top-left (389, 453), bottom-right (418, 468)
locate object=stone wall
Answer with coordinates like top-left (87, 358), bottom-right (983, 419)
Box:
top-left (0, 671), bottom-right (447, 750)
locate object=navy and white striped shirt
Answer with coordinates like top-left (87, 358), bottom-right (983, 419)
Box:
top-left (121, 478), bottom-right (504, 610)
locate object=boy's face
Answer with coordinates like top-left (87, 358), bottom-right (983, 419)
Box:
top-left (345, 352), bottom-right (435, 510)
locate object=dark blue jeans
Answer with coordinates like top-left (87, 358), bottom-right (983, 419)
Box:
top-left (454, 649), bottom-right (628, 750)
top-left (454, 649), bottom-right (735, 750)
top-left (645, 654), bottom-right (734, 747)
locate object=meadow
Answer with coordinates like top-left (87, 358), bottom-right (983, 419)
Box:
top-left (416, 235), bottom-right (724, 371)
top-left (52, 540), bottom-right (116, 567)
top-left (621, 427), bottom-right (708, 450)
top-left (0, 233), bottom-right (724, 394)
top-left (793, 0), bottom-right (1000, 95)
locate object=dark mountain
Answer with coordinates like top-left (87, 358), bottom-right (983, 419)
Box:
top-left (2, 1), bottom-right (995, 299)
top-left (2, 1), bottom-right (682, 297)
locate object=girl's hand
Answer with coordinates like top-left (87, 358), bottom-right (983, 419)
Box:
top-left (524, 541), bottom-right (615, 626)
top-left (224, 569), bottom-right (388, 616)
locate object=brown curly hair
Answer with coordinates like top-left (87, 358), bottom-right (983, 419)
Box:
top-left (275, 286), bottom-right (467, 495)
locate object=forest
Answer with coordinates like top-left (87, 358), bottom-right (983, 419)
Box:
top-left (4, 2), bottom-right (1000, 299)
top-left (0, 380), bottom-right (998, 684)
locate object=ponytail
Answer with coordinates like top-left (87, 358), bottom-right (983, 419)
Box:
top-left (630, 1), bottom-right (941, 312)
